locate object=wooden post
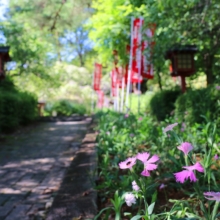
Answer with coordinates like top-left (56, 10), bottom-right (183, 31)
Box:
top-left (181, 76), bottom-right (186, 93)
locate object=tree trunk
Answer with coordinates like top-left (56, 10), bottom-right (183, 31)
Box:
top-left (205, 53), bottom-right (215, 85)
top-left (156, 68), bottom-right (163, 90)
top-left (78, 53), bottom-right (84, 67)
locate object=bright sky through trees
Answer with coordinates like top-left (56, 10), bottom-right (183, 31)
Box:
top-left (0, 0), bottom-right (8, 21)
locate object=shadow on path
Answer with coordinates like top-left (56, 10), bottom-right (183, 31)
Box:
top-left (0, 116), bottom-right (97, 220)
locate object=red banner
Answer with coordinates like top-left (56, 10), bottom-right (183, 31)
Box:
top-left (111, 68), bottom-right (117, 97)
top-left (93, 63), bottom-right (102, 91)
top-left (97, 90), bottom-right (104, 108)
top-left (130, 18), bottom-right (144, 83)
top-left (141, 24), bottom-right (156, 79)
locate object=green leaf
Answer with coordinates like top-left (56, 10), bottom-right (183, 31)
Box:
top-left (131, 215), bottom-right (143, 220)
top-left (148, 202), bottom-right (155, 215)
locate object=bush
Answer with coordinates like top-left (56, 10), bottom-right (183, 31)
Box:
top-left (175, 86), bottom-right (220, 124)
top-left (149, 88), bottom-right (182, 121)
top-left (0, 77), bottom-right (16, 92)
top-left (44, 99), bottom-right (87, 116)
top-left (0, 77), bottom-right (38, 133)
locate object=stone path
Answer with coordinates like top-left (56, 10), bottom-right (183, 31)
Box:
top-left (0, 117), bottom-right (97, 220)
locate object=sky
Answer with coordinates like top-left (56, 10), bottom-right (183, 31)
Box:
top-left (0, 0), bottom-right (8, 44)
top-left (0, 0), bottom-right (8, 21)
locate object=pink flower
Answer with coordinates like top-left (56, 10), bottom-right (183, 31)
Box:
top-left (181, 123), bottom-right (186, 132)
top-left (132, 181), bottom-right (140, 191)
top-left (216, 86), bottom-right (220, 90)
top-left (130, 133), bottom-right (134, 137)
top-left (174, 162), bottom-right (204, 183)
top-left (136, 152), bottom-right (159, 177)
top-left (124, 114), bottom-right (129, 118)
top-left (204, 192), bottom-right (220, 201)
top-left (214, 154), bottom-right (219, 160)
top-left (138, 117), bottom-right (143, 121)
top-left (119, 157), bottom-right (136, 170)
top-left (163, 122), bottom-right (178, 133)
top-left (159, 183), bottom-right (167, 190)
top-left (177, 142), bottom-right (193, 156)
top-left (125, 192), bottom-right (136, 206)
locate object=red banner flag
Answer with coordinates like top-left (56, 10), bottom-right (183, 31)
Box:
top-left (111, 69), bottom-right (117, 97)
top-left (93, 63), bottom-right (102, 91)
top-left (130, 18), bottom-right (144, 83)
top-left (97, 90), bottom-right (104, 108)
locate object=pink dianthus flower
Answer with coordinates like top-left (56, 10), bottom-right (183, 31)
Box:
top-left (174, 162), bottom-right (204, 183)
top-left (204, 192), bottom-right (220, 201)
top-left (136, 152), bottom-right (159, 177)
top-left (119, 157), bottom-right (136, 170)
top-left (177, 142), bottom-right (193, 156)
top-left (214, 154), bottom-right (219, 160)
top-left (163, 122), bottom-right (178, 133)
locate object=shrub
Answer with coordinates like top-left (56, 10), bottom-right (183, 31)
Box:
top-left (0, 77), bottom-right (16, 92)
top-left (44, 99), bottom-right (87, 116)
top-left (175, 86), bottom-right (220, 124)
top-left (0, 77), bottom-right (38, 132)
top-left (149, 88), bottom-right (182, 121)
top-left (17, 92), bottom-right (38, 125)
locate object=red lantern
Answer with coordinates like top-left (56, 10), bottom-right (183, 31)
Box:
top-left (165, 45), bottom-right (197, 93)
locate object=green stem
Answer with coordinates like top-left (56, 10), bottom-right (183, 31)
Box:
top-left (115, 212), bottom-right (121, 220)
top-left (184, 155), bottom-right (189, 166)
top-left (211, 201), bottom-right (219, 220)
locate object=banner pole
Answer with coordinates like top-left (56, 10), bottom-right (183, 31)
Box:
top-left (120, 76), bottom-right (125, 112)
top-left (125, 17), bottom-right (134, 109)
top-left (116, 83), bottom-right (120, 112)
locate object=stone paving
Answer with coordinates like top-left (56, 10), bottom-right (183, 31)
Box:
top-left (0, 117), bottom-right (96, 220)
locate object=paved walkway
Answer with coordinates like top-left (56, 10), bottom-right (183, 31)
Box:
top-left (0, 117), bottom-right (97, 220)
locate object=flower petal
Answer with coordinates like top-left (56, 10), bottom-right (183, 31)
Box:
top-left (119, 157), bottom-right (136, 169)
top-left (136, 152), bottom-right (150, 163)
top-left (183, 162), bottom-right (204, 173)
top-left (177, 142), bottom-right (193, 155)
top-left (147, 155), bottom-right (160, 164)
top-left (189, 171), bottom-right (197, 182)
top-left (145, 163), bottom-right (157, 171)
top-left (141, 169), bottom-right (150, 177)
top-left (174, 170), bottom-right (190, 183)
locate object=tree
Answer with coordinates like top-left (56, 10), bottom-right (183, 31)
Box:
top-left (60, 26), bottom-right (93, 66)
top-left (87, 0), bottom-right (220, 85)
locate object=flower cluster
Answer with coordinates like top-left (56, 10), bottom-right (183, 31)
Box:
top-left (119, 152), bottom-right (159, 177)
top-left (119, 152), bottom-right (159, 206)
top-left (174, 141), bottom-right (204, 183)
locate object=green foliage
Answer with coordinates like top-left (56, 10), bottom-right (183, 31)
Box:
top-left (0, 77), bottom-right (16, 92)
top-left (175, 86), bottom-right (220, 125)
top-left (0, 77), bottom-right (38, 133)
top-left (94, 110), bottom-right (220, 219)
top-left (149, 88), bottom-right (182, 121)
top-left (87, 0), bottom-right (220, 85)
top-left (44, 99), bottom-right (87, 116)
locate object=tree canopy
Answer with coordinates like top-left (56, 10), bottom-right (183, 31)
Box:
top-left (87, 0), bottom-right (220, 85)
